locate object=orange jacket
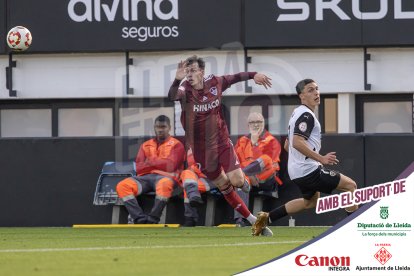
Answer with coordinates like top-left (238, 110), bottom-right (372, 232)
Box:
top-left (135, 136), bottom-right (185, 178)
top-left (235, 130), bottom-right (281, 171)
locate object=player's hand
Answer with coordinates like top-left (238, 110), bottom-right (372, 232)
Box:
top-left (321, 152), bottom-right (339, 166)
top-left (176, 60), bottom-right (186, 80)
top-left (250, 132), bottom-right (260, 145)
top-left (254, 73), bottom-right (272, 89)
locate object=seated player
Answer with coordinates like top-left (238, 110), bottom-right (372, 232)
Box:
top-left (179, 148), bottom-right (215, 227)
top-left (234, 112), bottom-right (283, 227)
top-left (116, 115), bottom-right (185, 224)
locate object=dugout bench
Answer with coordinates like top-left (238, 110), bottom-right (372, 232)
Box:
top-left (93, 161), bottom-right (278, 226)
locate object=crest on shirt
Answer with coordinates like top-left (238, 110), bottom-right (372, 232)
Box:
top-left (299, 122), bottom-right (307, 132)
top-left (209, 86), bottom-right (218, 96)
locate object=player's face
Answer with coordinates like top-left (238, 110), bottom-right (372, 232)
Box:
top-left (248, 115), bottom-right (264, 136)
top-left (300, 82), bottom-right (320, 110)
top-left (154, 121), bottom-right (171, 142)
top-left (185, 63), bottom-right (204, 89)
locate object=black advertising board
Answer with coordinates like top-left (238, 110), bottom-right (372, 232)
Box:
top-left (7, 0), bottom-right (242, 53)
top-left (245, 0), bottom-right (414, 48)
top-left (0, 0), bottom-right (6, 54)
top-left (4, 0), bottom-right (414, 52)
top-left (362, 0), bottom-right (414, 45)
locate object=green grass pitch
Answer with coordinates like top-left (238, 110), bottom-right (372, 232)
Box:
top-left (0, 226), bottom-right (328, 275)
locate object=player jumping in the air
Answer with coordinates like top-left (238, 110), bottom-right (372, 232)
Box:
top-left (168, 55), bottom-right (273, 235)
top-left (252, 79), bottom-right (359, 235)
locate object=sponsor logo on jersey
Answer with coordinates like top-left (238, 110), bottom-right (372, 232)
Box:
top-left (202, 96), bottom-right (208, 102)
top-left (299, 122), bottom-right (307, 132)
top-left (193, 99), bottom-right (220, 112)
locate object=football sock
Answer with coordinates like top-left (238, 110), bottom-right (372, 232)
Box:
top-left (246, 214), bottom-right (257, 225)
top-left (268, 205), bottom-right (288, 223)
top-left (220, 182), bottom-right (251, 218)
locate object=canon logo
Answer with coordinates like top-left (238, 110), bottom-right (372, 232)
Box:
top-left (276, 0), bottom-right (414, 21)
top-left (68, 0), bottom-right (178, 22)
top-left (295, 254), bottom-right (351, 267)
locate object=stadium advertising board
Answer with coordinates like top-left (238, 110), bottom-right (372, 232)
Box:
top-left (7, 0), bottom-right (241, 52)
top-left (0, 0), bottom-right (6, 54)
top-left (245, 0), bottom-right (414, 48)
top-left (239, 164), bottom-right (414, 276)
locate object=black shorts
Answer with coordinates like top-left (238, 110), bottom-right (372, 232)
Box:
top-left (293, 166), bottom-right (341, 200)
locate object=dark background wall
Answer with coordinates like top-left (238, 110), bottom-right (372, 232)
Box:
top-left (0, 134), bottom-right (412, 227)
top-left (2, 0), bottom-right (414, 54)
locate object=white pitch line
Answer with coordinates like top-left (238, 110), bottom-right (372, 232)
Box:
top-left (0, 240), bottom-right (306, 253)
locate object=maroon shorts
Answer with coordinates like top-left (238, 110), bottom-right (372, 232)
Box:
top-left (193, 140), bottom-right (241, 180)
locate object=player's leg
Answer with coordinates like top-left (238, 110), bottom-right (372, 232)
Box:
top-left (212, 170), bottom-right (255, 224)
top-left (252, 197), bottom-right (307, 236)
top-left (252, 172), bottom-right (322, 236)
top-left (217, 144), bottom-right (273, 233)
top-left (220, 143), bottom-right (250, 192)
top-left (180, 170), bottom-right (206, 226)
top-left (148, 176), bottom-right (175, 224)
top-left (181, 169), bottom-right (203, 207)
top-left (116, 176), bottom-right (150, 224)
top-left (227, 167), bottom-right (251, 192)
top-left (336, 173), bottom-right (358, 213)
top-left (234, 177), bottom-right (250, 227)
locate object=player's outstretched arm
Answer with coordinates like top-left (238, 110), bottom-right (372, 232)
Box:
top-left (254, 73), bottom-right (272, 89)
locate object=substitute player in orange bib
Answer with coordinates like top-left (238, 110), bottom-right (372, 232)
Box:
top-left (116, 115), bottom-right (185, 224)
top-left (169, 55), bottom-right (273, 235)
top-left (234, 112), bottom-right (283, 226)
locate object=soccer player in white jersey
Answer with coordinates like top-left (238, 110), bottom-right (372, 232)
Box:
top-left (252, 79), bottom-right (359, 235)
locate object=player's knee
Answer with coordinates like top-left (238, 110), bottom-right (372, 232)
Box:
top-left (156, 178), bottom-right (174, 198)
top-left (347, 180), bottom-right (357, 192)
top-left (116, 178), bottom-right (138, 198)
top-left (181, 169), bottom-right (197, 184)
top-left (229, 173), bottom-right (245, 188)
top-left (304, 198), bottom-right (317, 209)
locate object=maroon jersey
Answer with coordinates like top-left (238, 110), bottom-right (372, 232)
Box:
top-left (168, 72), bottom-right (256, 152)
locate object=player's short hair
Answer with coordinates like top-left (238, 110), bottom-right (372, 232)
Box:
top-left (154, 115), bottom-right (170, 126)
top-left (185, 55), bottom-right (205, 70)
top-left (295, 79), bottom-right (315, 95)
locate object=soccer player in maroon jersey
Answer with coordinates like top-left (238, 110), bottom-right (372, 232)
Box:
top-left (169, 55), bottom-right (273, 235)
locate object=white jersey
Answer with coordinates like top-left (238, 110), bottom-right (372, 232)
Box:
top-left (287, 105), bottom-right (321, 180)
